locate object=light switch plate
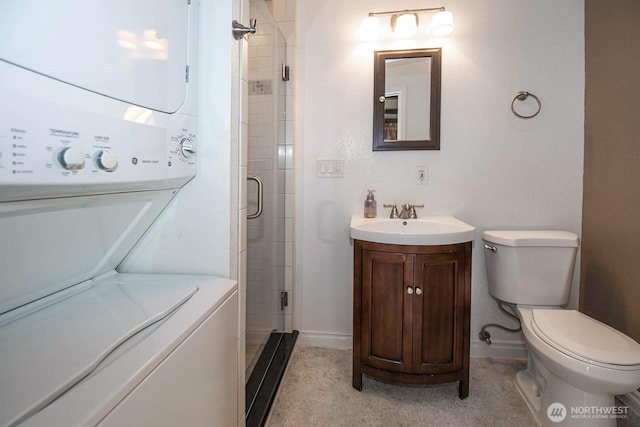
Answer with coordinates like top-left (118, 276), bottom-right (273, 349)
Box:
top-left (317, 159), bottom-right (344, 178)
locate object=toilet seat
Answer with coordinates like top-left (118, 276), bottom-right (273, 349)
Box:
top-left (531, 309), bottom-right (640, 368)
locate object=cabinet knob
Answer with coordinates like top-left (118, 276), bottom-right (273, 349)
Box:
top-left (407, 286), bottom-right (414, 295)
top-left (415, 287), bottom-right (423, 295)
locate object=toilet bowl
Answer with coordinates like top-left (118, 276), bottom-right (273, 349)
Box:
top-left (483, 230), bottom-right (640, 427)
top-left (517, 307), bottom-right (640, 426)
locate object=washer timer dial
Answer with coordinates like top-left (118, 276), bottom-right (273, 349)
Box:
top-left (94, 150), bottom-right (118, 172)
top-left (179, 137), bottom-right (196, 159)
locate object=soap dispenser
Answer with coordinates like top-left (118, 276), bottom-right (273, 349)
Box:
top-left (364, 189), bottom-right (377, 218)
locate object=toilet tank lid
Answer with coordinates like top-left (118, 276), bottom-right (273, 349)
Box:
top-left (482, 230), bottom-right (579, 247)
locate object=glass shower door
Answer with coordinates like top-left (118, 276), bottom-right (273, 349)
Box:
top-left (245, 0), bottom-right (287, 381)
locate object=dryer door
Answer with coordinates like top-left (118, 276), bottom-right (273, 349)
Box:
top-left (0, 0), bottom-right (190, 113)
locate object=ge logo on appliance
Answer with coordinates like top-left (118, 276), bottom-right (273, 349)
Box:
top-left (547, 402), bottom-right (567, 423)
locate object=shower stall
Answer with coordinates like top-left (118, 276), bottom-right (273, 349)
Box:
top-left (244, 0), bottom-right (295, 424)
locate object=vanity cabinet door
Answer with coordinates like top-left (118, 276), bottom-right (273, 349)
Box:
top-left (412, 252), bottom-right (466, 375)
top-left (360, 249), bottom-right (414, 373)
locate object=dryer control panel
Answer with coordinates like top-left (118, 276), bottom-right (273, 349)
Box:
top-left (1, 115), bottom-right (196, 182)
top-left (0, 60), bottom-right (197, 202)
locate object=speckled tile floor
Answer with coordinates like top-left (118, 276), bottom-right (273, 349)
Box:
top-left (266, 347), bottom-right (539, 427)
top-left (266, 346), bottom-right (640, 427)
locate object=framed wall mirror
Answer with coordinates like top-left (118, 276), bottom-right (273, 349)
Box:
top-left (373, 48), bottom-right (441, 151)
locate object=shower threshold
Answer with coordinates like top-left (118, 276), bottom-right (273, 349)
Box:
top-left (245, 330), bottom-right (298, 427)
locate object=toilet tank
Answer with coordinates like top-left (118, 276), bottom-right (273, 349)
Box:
top-left (482, 230), bottom-right (579, 306)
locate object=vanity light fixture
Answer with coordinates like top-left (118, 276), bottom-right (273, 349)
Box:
top-left (359, 7), bottom-right (454, 41)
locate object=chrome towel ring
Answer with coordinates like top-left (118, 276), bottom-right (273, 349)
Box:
top-left (511, 91), bottom-right (541, 119)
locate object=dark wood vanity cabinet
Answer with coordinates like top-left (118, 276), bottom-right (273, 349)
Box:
top-left (352, 240), bottom-right (472, 399)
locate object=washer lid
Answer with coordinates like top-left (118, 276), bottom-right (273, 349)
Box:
top-left (0, 274), bottom-right (197, 427)
top-left (482, 230), bottom-right (579, 247)
top-left (532, 309), bottom-right (640, 366)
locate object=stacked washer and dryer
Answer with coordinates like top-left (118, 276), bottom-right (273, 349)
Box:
top-left (0, 1), bottom-right (238, 426)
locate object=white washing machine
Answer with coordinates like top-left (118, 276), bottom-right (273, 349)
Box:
top-left (0, 1), bottom-right (238, 426)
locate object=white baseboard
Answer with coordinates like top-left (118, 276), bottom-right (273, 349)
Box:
top-left (295, 331), bottom-right (528, 360)
top-left (295, 331), bottom-right (352, 350)
top-left (470, 339), bottom-right (528, 360)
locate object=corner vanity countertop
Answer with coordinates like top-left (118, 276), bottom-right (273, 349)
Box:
top-left (350, 215), bottom-right (476, 246)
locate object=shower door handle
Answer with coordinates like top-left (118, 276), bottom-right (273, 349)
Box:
top-left (247, 175), bottom-right (263, 219)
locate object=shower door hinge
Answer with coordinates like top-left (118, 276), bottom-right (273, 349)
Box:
top-left (280, 291), bottom-right (289, 311)
top-left (187, 0), bottom-right (191, 5)
top-left (185, 65), bottom-right (190, 83)
top-left (281, 63), bottom-right (290, 82)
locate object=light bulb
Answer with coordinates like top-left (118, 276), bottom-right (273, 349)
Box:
top-left (359, 16), bottom-right (382, 41)
top-left (431, 11), bottom-right (454, 36)
top-left (394, 13), bottom-right (418, 38)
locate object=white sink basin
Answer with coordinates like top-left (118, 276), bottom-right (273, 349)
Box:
top-left (350, 215), bottom-right (476, 245)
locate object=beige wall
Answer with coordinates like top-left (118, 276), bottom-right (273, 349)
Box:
top-left (581, 0), bottom-right (640, 341)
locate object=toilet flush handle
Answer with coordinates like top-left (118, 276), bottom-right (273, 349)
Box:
top-left (484, 244), bottom-right (497, 252)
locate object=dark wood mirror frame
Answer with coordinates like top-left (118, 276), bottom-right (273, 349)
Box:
top-left (373, 48), bottom-right (442, 151)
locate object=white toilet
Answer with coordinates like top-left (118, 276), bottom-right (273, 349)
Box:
top-left (483, 230), bottom-right (640, 427)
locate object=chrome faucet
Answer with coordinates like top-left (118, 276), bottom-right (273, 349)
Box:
top-left (399, 204), bottom-right (424, 219)
top-left (399, 204), bottom-right (412, 219)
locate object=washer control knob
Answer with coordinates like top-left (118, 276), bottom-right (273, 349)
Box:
top-left (95, 150), bottom-right (118, 172)
top-left (180, 138), bottom-right (195, 159)
top-left (58, 147), bottom-right (85, 170)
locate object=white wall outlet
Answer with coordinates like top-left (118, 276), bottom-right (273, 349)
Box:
top-left (317, 159), bottom-right (345, 178)
top-left (415, 165), bottom-right (428, 185)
